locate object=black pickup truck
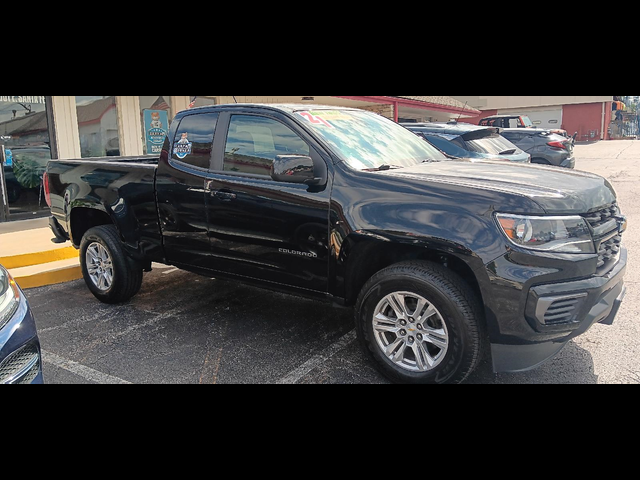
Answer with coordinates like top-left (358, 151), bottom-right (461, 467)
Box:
top-left (45, 104), bottom-right (628, 384)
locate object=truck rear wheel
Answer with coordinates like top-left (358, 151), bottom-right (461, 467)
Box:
top-left (80, 225), bottom-right (143, 304)
top-left (355, 261), bottom-right (484, 384)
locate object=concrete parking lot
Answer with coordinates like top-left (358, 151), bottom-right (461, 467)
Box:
top-left (27, 140), bottom-right (640, 384)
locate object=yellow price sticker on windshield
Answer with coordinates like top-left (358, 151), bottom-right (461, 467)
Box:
top-left (308, 110), bottom-right (351, 121)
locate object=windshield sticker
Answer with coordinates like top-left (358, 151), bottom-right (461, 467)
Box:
top-left (308, 110), bottom-right (351, 120)
top-left (173, 133), bottom-right (193, 159)
top-left (297, 111), bottom-right (334, 127)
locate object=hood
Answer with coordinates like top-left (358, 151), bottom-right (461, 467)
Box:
top-left (381, 160), bottom-right (616, 214)
top-left (468, 151), bottom-right (531, 163)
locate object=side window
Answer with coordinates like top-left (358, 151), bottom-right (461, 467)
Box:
top-left (508, 118), bottom-right (520, 128)
top-left (172, 113), bottom-right (219, 169)
top-left (224, 115), bottom-right (310, 177)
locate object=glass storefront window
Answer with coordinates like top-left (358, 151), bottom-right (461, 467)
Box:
top-left (76, 96), bottom-right (121, 158)
top-left (139, 96), bottom-right (172, 155)
top-left (0, 96), bottom-right (52, 221)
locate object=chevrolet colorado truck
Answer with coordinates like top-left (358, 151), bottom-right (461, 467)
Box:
top-left (45, 104), bottom-right (628, 384)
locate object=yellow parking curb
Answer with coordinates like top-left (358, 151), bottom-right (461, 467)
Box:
top-left (0, 247), bottom-right (79, 270)
top-left (12, 264), bottom-right (83, 290)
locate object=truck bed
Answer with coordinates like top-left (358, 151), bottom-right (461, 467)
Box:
top-left (46, 155), bottom-right (163, 262)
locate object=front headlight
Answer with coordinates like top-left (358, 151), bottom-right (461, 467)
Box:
top-left (496, 214), bottom-right (595, 254)
top-left (0, 266), bottom-right (20, 330)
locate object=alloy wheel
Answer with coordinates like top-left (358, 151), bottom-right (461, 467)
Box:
top-left (372, 291), bottom-right (449, 372)
top-left (86, 242), bottom-right (114, 292)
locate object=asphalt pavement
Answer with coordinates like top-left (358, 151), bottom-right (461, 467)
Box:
top-left (26, 140), bottom-right (640, 384)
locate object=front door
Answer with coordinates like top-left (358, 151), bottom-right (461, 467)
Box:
top-left (204, 112), bottom-right (331, 293)
top-left (0, 96), bottom-right (53, 222)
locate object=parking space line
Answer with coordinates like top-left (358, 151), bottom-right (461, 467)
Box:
top-left (162, 267), bottom-right (180, 275)
top-left (42, 350), bottom-right (132, 385)
top-left (278, 330), bottom-right (357, 384)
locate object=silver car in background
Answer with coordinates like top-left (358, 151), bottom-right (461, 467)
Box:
top-left (403, 123), bottom-right (531, 164)
top-left (500, 128), bottom-right (576, 169)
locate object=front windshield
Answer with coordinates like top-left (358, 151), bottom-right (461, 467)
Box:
top-left (522, 116), bottom-right (534, 127)
top-left (294, 109), bottom-right (447, 170)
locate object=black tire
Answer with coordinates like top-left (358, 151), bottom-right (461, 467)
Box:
top-left (355, 261), bottom-right (484, 384)
top-left (79, 225), bottom-right (143, 304)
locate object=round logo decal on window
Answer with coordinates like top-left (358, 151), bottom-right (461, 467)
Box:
top-left (174, 133), bottom-right (193, 159)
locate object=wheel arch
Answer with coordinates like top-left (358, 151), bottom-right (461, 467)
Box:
top-left (341, 236), bottom-right (486, 311)
top-left (70, 206), bottom-right (117, 248)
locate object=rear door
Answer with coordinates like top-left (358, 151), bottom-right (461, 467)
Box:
top-left (156, 112), bottom-right (219, 267)
top-left (203, 110), bottom-right (332, 293)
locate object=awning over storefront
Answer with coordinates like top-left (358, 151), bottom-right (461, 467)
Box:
top-left (203, 95), bottom-right (481, 123)
top-left (334, 96), bottom-right (481, 121)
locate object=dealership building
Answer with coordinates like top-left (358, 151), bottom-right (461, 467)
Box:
top-left (0, 95), bottom-right (479, 222)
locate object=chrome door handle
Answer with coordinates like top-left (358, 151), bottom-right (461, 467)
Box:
top-left (214, 190), bottom-right (237, 201)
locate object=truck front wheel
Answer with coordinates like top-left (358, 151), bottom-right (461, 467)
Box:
top-left (355, 261), bottom-right (484, 384)
top-left (80, 225), bottom-right (143, 304)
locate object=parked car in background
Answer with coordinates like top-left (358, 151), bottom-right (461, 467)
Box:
top-left (0, 264), bottom-right (43, 384)
top-left (480, 114), bottom-right (571, 138)
top-left (500, 128), bottom-right (576, 169)
top-left (403, 122), bottom-right (531, 163)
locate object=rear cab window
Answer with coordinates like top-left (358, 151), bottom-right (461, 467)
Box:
top-left (172, 113), bottom-right (219, 169)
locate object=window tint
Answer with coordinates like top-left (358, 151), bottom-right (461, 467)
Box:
top-left (424, 135), bottom-right (469, 158)
top-left (465, 135), bottom-right (520, 155)
top-left (501, 132), bottom-right (521, 142)
top-left (224, 115), bottom-right (310, 176)
top-left (172, 113), bottom-right (219, 169)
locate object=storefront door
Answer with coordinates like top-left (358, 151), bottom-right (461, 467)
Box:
top-left (0, 96), bottom-right (54, 222)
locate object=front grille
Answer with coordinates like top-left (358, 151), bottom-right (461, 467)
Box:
top-left (597, 234), bottom-right (622, 269)
top-left (583, 204), bottom-right (620, 230)
top-left (0, 343), bottom-right (40, 384)
top-left (583, 203), bottom-right (623, 273)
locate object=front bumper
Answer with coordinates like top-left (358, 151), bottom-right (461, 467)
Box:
top-left (0, 288), bottom-right (43, 384)
top-left (486, 246), bottom-right (627, 373)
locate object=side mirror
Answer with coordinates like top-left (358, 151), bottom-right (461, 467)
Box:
top-left (271, 155), bottom-right (322, 185)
